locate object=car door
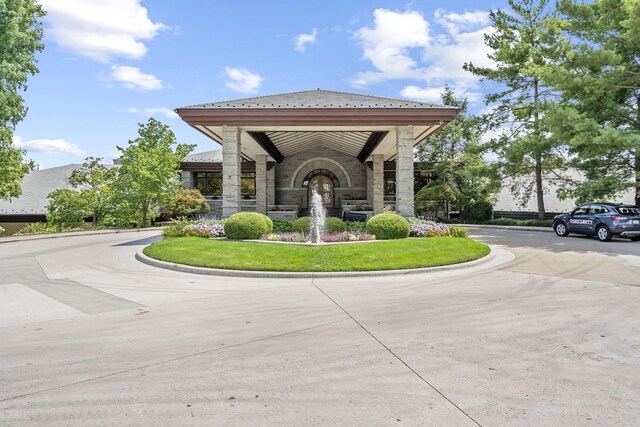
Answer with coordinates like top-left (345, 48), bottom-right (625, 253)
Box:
top-left (567, 205), bottom-right (591, 233)
top-left (586, 204), bottom-right (609, 234)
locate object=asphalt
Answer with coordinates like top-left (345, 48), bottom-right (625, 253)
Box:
top-left (1, 228), bottom-right (639, 426)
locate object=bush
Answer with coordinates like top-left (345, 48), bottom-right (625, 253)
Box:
top-left (465, 200), bottom-right (493, 223)
top-left (366, 213), bottom-right (410, 240)
top-left (293, 216), bottom-right (345, 233)
top-left (325, 217), bottom-right (345, 232)
top-left (224, 212), bottom-right (272, 239)
top-left (449, 225), bottom-right (469, 238)
top-left (163, 224), bottom-right (183, 238)
top-left (292, 216), bottom-right (311, 232)
top-left (15, 222), bottom-right (55, 236)
top-left (46, 189), bottom-right (91, 230)
top-left (272, 219), bottom-right (293, 233)
top-left (164, 188), bottom-right (209, 219)
top-left (344, 221), bottom-right (366, 232)
top-left (487, 217), bottom-right (553, 227)
top-left (0, 226), bottom-right (4, 236)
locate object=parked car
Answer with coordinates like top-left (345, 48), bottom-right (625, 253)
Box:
top-left (553, 203), bottom-right (640, 242)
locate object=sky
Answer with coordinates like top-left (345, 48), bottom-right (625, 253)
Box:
top-left (15, 0), bottom-right (510, 169)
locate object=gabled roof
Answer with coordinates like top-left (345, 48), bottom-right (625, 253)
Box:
top-left (180, 89), bottom-right (456, 110)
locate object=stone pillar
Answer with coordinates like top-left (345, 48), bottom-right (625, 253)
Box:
top-left (366, 163), bottom-right (373, 204)
top-left (267, 165), bottom-right (275, 206)
top-left (395, 126), bottom-right (414, 217)
top-left (181, 171), bottom-right (193, 189)
top-left (255, 154), bottom-right (267, 214)
top-left (222, 126), bottom-right (241, 218)
top-left (373, 154), bottom-right (384, 215)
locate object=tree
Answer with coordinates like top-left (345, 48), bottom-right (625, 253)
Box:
top-left (46, 189), bottom-right (91, 230)
top-left (113, 118), bottom-right (194, 227)
top-left (464, 0), bottom-right (566, 219)
top-left (414, 86), bottom-right (500, 218)
top-left (0, 0), bottom-right (45, 200)
top-left (69, 157), bottom-right (116, 223)
top-left (544, 0), bottom-right (640, 206)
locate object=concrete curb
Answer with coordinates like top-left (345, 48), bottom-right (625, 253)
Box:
top-left (466, 224), bottom-right (554, 233)
top-left (135, 244), bottom-right (504, 279)
top-left (0, 227), bottom-right (162, 244)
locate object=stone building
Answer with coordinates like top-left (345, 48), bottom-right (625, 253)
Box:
top-left (176, 89), bottom-right (457, 219)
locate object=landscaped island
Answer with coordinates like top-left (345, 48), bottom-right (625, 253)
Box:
top-left (142, 212), bottom-right (490, 272)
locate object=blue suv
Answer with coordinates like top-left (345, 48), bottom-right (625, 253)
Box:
top-left (553, 203), bottom-right (640, 242)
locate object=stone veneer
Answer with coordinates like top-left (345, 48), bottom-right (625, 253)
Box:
top-left (273, 147), bottom-right (367, 208)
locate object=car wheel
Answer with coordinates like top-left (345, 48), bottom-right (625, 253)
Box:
top-left (630, 236), bottom-right (640, 242)
top-left (596, 225), bottom-right (612, 242)
top-left (554, 222), bottom-right (569, 237)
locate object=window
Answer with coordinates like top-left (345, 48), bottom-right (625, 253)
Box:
top-left (241, 172), bottom-right (256, 196)
top-left (384, 171), bottom-right (395, 195)
top-left (194, 172), bottom-right (222, 196)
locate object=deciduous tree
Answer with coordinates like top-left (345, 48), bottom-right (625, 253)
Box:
top-left (68, 157), bottom-right (116, 223)
top-left (0, 0), bottom-right (45, 200)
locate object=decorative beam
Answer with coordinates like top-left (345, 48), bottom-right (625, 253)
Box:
top-left (247, 131), bottom-right (285, 163)
top-left (357, 131), bottom-right (388, 163)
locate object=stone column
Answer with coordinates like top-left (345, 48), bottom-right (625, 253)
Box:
top-left (395, 126), bottom-right (415, 217)
top-left (373, 154), bottom-right (384, 215)
top-left (366, 163), bottom-right (373, 204)
top-left (267, 165), bottom-right (275, 206)
top-left (180, 171), bottom-right (193, 189)
top-left (255, 154), bottom-right (267, 214)
top-left (222, 126), bottom-right (241, 218)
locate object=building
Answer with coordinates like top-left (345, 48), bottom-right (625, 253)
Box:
top-left (176, 89), bottom-right (457, 219)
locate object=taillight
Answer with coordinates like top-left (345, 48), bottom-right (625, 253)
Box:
top-left (611, 216), bottom-right (628, 221)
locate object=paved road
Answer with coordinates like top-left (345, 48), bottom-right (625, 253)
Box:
top-left (1, 229), bottom-right (639, 426)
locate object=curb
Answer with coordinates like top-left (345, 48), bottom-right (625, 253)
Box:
top-left (0, 227), bottom-right (162, 244)
top-left (135, 245), bottom-right (500, 279)
top-left (466, 224), bottom-right (553, 233)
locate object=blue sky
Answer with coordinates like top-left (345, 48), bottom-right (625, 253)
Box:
top-left (16, 0), bottom-right (509, 168)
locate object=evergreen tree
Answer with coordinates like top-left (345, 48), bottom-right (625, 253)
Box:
top-left (464, 0), bottom-right (566, 219)
top-left (544, 0), bottom-right (640, 206)
top-left (0, 0), bottom-right (45, 200)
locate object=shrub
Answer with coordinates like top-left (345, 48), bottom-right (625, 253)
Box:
top-left (487, 217), bottom-right (553, 227)
top-left (292, 216), bottom-right (311, 232)
top-left (224, 212), bottom-right (272, 239)
top-left (366, 213), bottom-right (410, 240)
top-left (465, 200), bottom-right (493, 223)
top-left (292, 216), bottom-right (345, 233)
top-left (449, 225), bottom-right (469, 238)
top-left (46, 189), bottom-right (91, 230)
top-left (163, 225), bottom-right (182, 238)
top-left (0, 226), bottom-right (4, 236)
top-left (164, 188), bottom-right (209, 219)
top-left (15, 222), bottom-right (55, 236)
top-left (344, 221), bottom-right (366, 232)
top-left (325, 217), bottom-right (345, 232)
top-left (272, 219), bottom-right (293, 233)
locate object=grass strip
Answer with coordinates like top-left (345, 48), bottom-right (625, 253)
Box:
top-left (143, 237), bottom-right (490, 272)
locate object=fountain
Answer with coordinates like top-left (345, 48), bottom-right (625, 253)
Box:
top-left (309, 189), bottom-right (326, 244)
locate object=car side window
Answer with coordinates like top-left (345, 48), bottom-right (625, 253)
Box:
top-left (573, 206), bottom-right (589, 215)
top-left (588, 205), bottom-right (607, 215)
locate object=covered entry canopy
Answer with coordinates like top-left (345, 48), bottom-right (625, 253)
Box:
top-left (176, 89), bottom-right (458, 163)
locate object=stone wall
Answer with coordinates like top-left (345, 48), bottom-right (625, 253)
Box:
top-left (273, 147), bottom-right (368, 207)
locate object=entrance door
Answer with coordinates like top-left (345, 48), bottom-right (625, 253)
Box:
top-left (308, 175), bottom-right (334, 208)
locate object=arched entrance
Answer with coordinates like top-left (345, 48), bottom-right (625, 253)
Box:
top-left (303, 169), bottom-right (339, 208)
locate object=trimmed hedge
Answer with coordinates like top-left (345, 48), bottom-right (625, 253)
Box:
top-left (292, 216), bottom-right (346, 233)
top-left (366, 213), bottom-right (410, 240)
top-left (466, 200), bottom-right (493, 223)
top-left (224, 212), bottom-right (273, 240)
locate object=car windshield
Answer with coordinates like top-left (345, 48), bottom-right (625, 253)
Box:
top-left (615, 206), bottom-right (640, 215)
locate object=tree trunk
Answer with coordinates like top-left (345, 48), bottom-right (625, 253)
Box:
top-left (635, 153), bottom-right (640, 207)
top-left (142, 200), bottom-right (148, 227)
top-left (92, 209), bottom-right (97, 224)
top-left (536, 157), bottom-right (546, 220)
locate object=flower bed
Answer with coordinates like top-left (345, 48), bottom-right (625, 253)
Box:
top-left (408, 217), bottom-right (450, 237)
top-left (263, 231), bottom-right (374, 243)
top-left (181, 222), bottom-right (225, 238)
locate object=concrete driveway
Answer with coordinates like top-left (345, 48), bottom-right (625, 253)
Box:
top-left (0, 229), bottom-right (639, 426)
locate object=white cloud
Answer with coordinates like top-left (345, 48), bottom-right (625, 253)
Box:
top-left (352, 8), bottom-right (495, 103)
top-left (128, 107), bottom-right (179, 119)
top-left (400, 86), bottom-right (444, 103)
top-left (109, 65), bottom-right (163, 91)
top-left (39, 0), bottom-right (165, 62)
top-left (294, 28), bottom-right (318, 51)
top-left (224, 67), bottom-right (264, 94)
top-left (13, 136), bottom-right (87, 157)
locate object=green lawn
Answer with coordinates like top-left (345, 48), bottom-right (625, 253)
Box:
top-left (143, 237), bottom-right (490, 272)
